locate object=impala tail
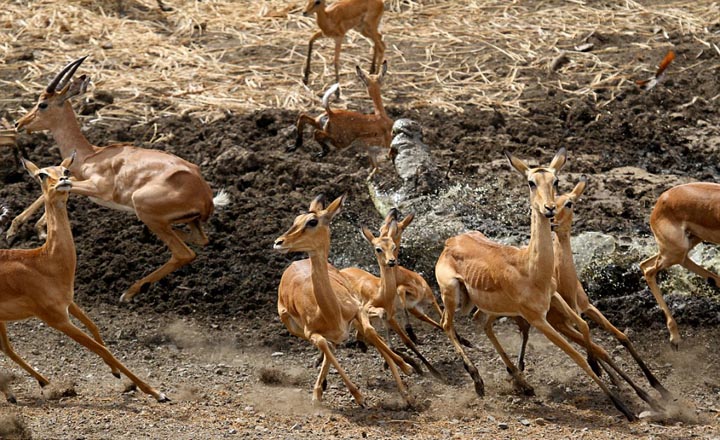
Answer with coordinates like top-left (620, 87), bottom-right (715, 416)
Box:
top-left (213, 189), bottom-right (231, 208)
top-left (323, 83), bottom-right (340, 112)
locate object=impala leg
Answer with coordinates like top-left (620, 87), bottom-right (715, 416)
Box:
top-left (584, 304), bottom-right (671, 399)
top-left (294, 114), bottom-right (322, 151)
top-left (640, 254), bottom-right (681, 349)
top-left (309, 333), bottom-right (363, 406)
top-left (550, 293), bottom-right (600, 375)
top-left (121, 220), bottom-right (196, 303)
top-left (68, 302), bottom-right (120, 378)
top-left (303, 31), bottom-right (323, 86)
top-left (355, 313), bottom-right (414, 406)
top-left (312, 347), bottom-right (332, 403)
top-left (370, 34), bottom-right (385, 74)
top-left (530, 318), bottom-right (638, 421)
top-left (680, 257), bottom-right (720, 288)
top-left (512, 316), bottom-right (531, 372)
top-left (333, 38), bottom-right (342, 95)
top-left (175, 219), bottom-right (209, 246)
top-left (439, 279), bottom-right (484, 396)
top-left (484, 316), bottom-right (534, 395)
top-left (551, 317), bottom-right (666, 412)
top-left (34, 212), bottom-right (48, 240)
top-left (45, 314), bottom-right (167, 402)
top-left (388, 317), bottom-right (445, 381)
top-left (0, 323), bottom-right (50, 388)
top-left (6, 195), bottom-right (44, 239)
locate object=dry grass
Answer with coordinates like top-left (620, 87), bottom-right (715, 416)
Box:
top-left (0, 0), bottom-right (718, 124)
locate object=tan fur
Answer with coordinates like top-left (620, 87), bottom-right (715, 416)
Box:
top-left (0, 157), bottom-right (166, 403)
top-left (11, 58), bottom-right (219, 302)
top-left (302, 0), bottom-right (385, 85)
top-left (640, 182), bottom-right (720, 348)
top-left (274, 195), bottom-right (413, 406)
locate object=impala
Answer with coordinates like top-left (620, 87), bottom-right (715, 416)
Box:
top-left (341, 221), bottom-right (443, 379)
top-left (640, 182), bottom-right (720, 349)
top-left (301, 0), bottom-right (385, 87)
top-left (10, 56), bottom-right (229, 302)
top-left (274, 194), bottom-right (414, 406)
top-left (295, 62), bottom-right (393, 179)
top-left (0, 156), bottom-right (167, 403)
top-left (436, 148), bottom-right (637, 421)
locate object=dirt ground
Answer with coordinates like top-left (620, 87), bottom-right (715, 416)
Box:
top-left (1, 0), bottom-right (720, 439)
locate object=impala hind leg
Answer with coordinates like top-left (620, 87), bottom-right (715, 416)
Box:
top-left (583, 304), bottom-right (671, 398)
top-left (175, 219), bottom-right (209, 246)
top-left (0, 323), bottom-right (50, 389)
top-left (303, 31), bottom-right (323, 86)
top-left (640, 254), bottom-right (682, 349)
top-left (530, 318), bottom-right (637, 421)
top-left (121, 219), bottom-right (196, 303)
top-left (483, 316), bottom-right (534, 395)
top-left (45, 314), bottom-right (167, 402)
top-left (294, 114), bottom-right (323, 151)
top-left (512, 317), bottom-right (531, 372)
top-left (68, 303), bottom-right (120, 378)
top-left (439, 278), bottom-right (485, 396)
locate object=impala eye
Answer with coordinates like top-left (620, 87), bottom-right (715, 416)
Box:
top-left (553, 179), bottom-right (559, 189)
top-left (375, 247), bottom-right (382, 253)
top-left (37, 172), bottom-right (49, 181)
top-left (528, 180), bottom-right (537, 190)
top-left (565, 201), bottom-right (574, 209)
top-left (306, 218), bottom-right (318, 228)
top-left (63, 169), bottom-right (71, 177)
top-left (38, 102), bottom-right (48, 110)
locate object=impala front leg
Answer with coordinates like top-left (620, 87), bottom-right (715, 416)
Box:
top-left (303, 31), bottom-right (323, 86)
top-left (6, 195), bottom-right (45, 239)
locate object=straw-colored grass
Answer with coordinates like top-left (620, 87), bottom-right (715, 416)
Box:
top-left (0, 0), bottom-right (717, 124)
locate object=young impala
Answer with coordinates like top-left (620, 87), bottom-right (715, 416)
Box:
top-left (274, 194), bottom-right (414, 406)
top-left (0, 156), bottom-right (167, 403)
top-left (436, 149), bottom-right (637, 421)
top-left (340, 221), bottom-right (443, 379)
top-left (10, 56), bottom-right (229, 303)
top-left (295, 62), bottom-right (393, 179)
top-left (301, 0), bottom-right (385, 87)
top-left (640, 182), bottom-right (720, 349)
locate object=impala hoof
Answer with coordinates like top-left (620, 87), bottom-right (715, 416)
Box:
top-left (112, 372), bottom-right (121, 379)
top-left (157, 393), bottom-right (170, 403)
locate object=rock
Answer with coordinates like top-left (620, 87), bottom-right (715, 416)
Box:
top-left (498, 422), bottom-right (509, 430)
top-left (391, 119), bottom-right (441, 194)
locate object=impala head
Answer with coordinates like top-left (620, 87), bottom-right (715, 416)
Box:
top-left (379, 208), bottom-right (414, 258)
top-left (21, 153), bottom-right (76, 201)
top-left (356, 60), bottom-right (387, 94)
top-left (553, 177), bottom-right (587, 233)
top-left (505, 148), bottom-right (567, 218)
top-left (303, 0), bottom-right (325, 16)
top-left (361, 224), bottom-right (398, 268)
top-left (274, 194), bottom-right (346, 254)
top-left (15, 56), bottom-right (90, 133)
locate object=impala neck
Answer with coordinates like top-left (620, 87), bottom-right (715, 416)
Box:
top-left (42, 195), bottom-right (76, 268)
top-left (307, 244), bottom-right (342, 320)
top-left (50, 103), bottom-right (96, 164)
top-left (378, 262), bottom-right (398, 313)
top-left (553, 227), bottom-right (577, 291)
top-left (369, 87), bottom-right (387, 118)
top-left (527, 208), bottom-right (554, 284)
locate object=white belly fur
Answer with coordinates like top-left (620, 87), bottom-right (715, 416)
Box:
top-left (89, 197), bottom-right (135, 213)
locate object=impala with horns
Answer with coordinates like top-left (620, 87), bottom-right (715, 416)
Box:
top-left (274, 194), bottom-right (414, 406)
top-left (10, 56), bottom-right (229, 303)
top-left (302, 0), bottom-right (385, 87)
top-left (640, 182), bottom-right (720, 349)
top-left (0, 155), bottom-right (167, 403)
top-left (436, 148), bottom-right (638, 421)
top-left (294, 62), bottom-right (393, 179)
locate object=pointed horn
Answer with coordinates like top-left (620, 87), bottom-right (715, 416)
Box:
top-left (46, 56), bottom-right (88, 93)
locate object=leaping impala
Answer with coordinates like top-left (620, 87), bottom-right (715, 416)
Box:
top-left (301, 0), bottom-right (385, 87)
top-left (640, 182), bottom-right (720, 349)
top-left (9, 56), bottom-right (229, 303)
top-left (0, 155), bottom-right (167, 403)
top-left (274, 194), bottom-right (414, 406)
top-left (436, 148), bottom-right (638, 421)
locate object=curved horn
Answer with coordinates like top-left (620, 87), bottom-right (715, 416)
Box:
top-left (46, 55), bottom-right (88, 93)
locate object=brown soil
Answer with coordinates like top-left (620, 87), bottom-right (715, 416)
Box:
top-left (1, 1), bottom-right (720, 439)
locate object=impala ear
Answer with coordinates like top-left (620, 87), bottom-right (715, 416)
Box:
top-left (356, 65), bottom-right (369, 87)
top-left (549, 148), bottom-right (567, 173)
top-left (60, 151), bottom-right (76, 169)
top-left (505, 151), bottom-right (529, 175)
top-left (398, 212), bottom-right (414, 231)
top-left (570, 176), bottom-right (587, 200)
top-left (20, 157), bottom-right (40, 176)
top-left (378, 60), bottom-right (388, 83)
top-left (323, 194), bottom-right (346, 221)
top-left (309, 194), bottom-right (326, 213)
top-left (61, 75), bottom-right (90, 102)
top-left (360, 226), bottom-right (375, 244)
